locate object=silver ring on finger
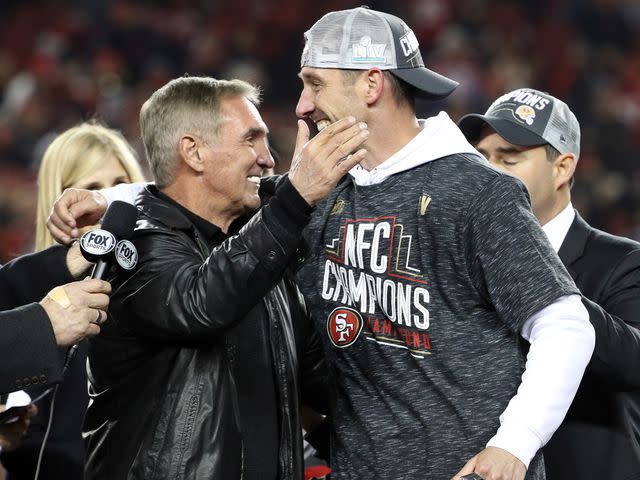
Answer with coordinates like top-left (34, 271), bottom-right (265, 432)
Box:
top-left (91, 310), bottom-right (101, 325)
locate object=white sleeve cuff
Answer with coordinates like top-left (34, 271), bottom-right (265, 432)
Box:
top-left (486, 421), bottom-right (543, 468)
top-left (487, 294), bottom-right (594, 467)
top-left (99, 182), bottom-right (148, 206)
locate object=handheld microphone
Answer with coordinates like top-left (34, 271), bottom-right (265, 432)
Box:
top-left (67, 200), bottom-right (139, 371)
top-left (51, 201), bottom-right (140, 478)
top-left (79, 200), bottom-right (139, 280)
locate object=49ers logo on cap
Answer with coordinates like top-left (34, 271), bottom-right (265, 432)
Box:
top-left (327, 307), bottom-right (363, 348)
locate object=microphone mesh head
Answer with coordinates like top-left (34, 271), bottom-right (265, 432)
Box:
top-left (100, 200), bottom-right (139, 240)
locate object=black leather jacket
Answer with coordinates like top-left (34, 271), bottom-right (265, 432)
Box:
top-left (84, 180), bottom-right (328, 480)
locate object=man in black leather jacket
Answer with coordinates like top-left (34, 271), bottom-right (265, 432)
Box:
top-left (81, 76), bottom-right (368, 479)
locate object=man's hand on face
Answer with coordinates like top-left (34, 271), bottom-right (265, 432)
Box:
top-left (47, 188), bottom-right (108, 245)
top-left (288, 117), bottom-right (368, 206)
top-left (452, 447), bottom-right (526, 480)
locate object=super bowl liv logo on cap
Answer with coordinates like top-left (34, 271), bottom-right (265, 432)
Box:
top-left (80, 229), bottom-right (116, 256)
top-left (352, 36), bottom-right (386, 63)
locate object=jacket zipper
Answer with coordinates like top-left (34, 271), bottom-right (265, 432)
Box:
top-left (267, 294), bottom-right (295, 479)
top-left (192, 228), bottom-right (246, 480)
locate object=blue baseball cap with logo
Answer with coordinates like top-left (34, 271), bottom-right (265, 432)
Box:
top-left (458, 88), bottom-right (581, 159)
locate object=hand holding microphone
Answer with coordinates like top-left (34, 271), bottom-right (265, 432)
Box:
top-left (79, 200), bottom-right (140, 280)
top-left (40, 279), bottom-right (111, 346)
top-left (40, 201), bottom-right (138, 348)
top-left (49, 201), bottom-right (140, 370)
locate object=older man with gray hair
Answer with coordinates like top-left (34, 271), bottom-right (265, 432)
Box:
top-left (80, 76), bottom-right (368, 480)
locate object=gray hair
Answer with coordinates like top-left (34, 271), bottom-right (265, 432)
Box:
top-left (139, 76), bottom-right (260, 187)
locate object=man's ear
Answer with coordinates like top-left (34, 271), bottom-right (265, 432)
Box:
top-left (363, 68), bottom-right (384, 105)
top-left (178, 134), bottom-right (204, 173)
top-left (554, 153), bottom-right (577, 190)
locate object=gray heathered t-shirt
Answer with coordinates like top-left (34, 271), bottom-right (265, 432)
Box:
top-left (297, 153), bottom-right (579, 479)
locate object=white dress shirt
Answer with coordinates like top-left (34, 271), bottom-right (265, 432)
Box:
top-left (542, 202), bottom-right (576, 253)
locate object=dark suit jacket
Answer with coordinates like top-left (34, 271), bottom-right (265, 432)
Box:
top-left (0, 245), bottom-right (88, 480)
top-left (0, 245), bottom-right (72, 394)
top-left (544, 212), bottom-right (640, 480)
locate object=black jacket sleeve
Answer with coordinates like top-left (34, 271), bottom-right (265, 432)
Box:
top-left (581, 248), bottom-right (640, 391)
top-left (0, 245), bottom-right (72, 394)
top-left (0, 303), bottom-right (62, 394)
top-left (0, 245), bottom-right (74, 309)
top-left (116, 179), bottom-right (313, 342)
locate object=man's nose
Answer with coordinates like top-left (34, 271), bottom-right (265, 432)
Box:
top-left (257, 147), bottom-right (275, 169)
top-left (295, 88), bottom-right (314, 118)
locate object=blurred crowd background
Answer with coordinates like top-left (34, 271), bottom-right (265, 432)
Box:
top-left (0, 0), bottom-right (638, 262)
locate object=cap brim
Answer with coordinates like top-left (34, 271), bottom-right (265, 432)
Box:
top-left (391, 67), bottom-right (458, 100)
top-left (458, 114), bottom-right (547, 146)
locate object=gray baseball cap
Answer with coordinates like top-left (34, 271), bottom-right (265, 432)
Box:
top-left (301, 6), bottom-right (458, 99)
top-left (458, 88), bottom-right (581, 159)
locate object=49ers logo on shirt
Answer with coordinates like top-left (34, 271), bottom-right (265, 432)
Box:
top-left (327, 307), bottom-right (363, 348)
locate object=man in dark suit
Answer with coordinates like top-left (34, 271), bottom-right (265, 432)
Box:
top-left (0, 242), bottom-right (110, 395)
top-left (459, 87), bottom-right (640, 479)
top-left (0, 243), bottom-right (110, 479)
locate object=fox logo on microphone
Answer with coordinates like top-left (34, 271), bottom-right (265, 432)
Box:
top-left (115, 240), bottom-right (138, 270)
top-left (80, 229), bottom-right (116, 256)
top-left (327, 307), bottom-right (363, 348)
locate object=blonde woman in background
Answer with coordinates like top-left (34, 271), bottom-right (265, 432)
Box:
top-left (0, 121), bottom-right (144, 480)
top-left (35, 122), bottom-right (145, 251)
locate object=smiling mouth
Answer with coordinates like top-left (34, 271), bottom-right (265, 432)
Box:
top-left (247, 176), bottom-right (261, 185)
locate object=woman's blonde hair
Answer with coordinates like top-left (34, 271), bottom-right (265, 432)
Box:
top-left (35, 121), bottom-right (145, 251)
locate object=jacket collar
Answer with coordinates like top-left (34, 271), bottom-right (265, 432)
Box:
top-left (557, 211), bottom-right (590, 266)
top-left (135, 184), bottom-right (194, 231)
